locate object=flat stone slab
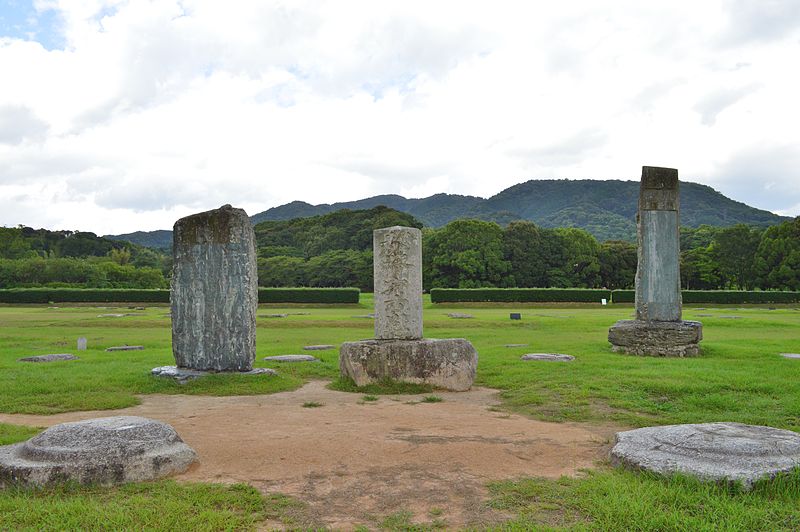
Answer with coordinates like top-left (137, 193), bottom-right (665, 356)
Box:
top-left (18, 354), bottom-right (78, 363)
top-left (608, 320), bottom-right (703, 357)
top-left (263, 355), bottom-right (318, 363)
top-left (505, 344), bottom-right (529, 348)
top-left (340, 338), bottom-right (478, 392)
top-left (97, 314), bottom-right (129, 318)
top-left (105, 346), bottom-right (145, 352)
top-left (303, 345), bottom-right (335, 351)
top-left (781, 353), bottom-right (800, 359)
top-left (611, 422), bottom-right (800, 488)
top-left (351, 314), bottom-right (375, 319)
top-left (151, 366), bottom-right (276, 383)
top-left (521, 353), bottom-right (575, 362)
top-left (719, 316), bottom-right (743, 319)
top-left (447, 313), bottom-right (474, 319)
top-left (262, 314), bottom-right (288, 318)
top-left (0, 416), bottom-right (197, 487)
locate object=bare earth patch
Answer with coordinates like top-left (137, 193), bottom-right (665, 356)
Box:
top-left (0, 381), bottom-right (616, 529)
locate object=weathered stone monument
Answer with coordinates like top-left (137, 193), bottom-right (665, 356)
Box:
top-left (608, 167), bottom-right (702, 356)
top-left (77, 337), bottom-right (87, 351)
top-left (0, 416), bottom-right (197, 487)
top-left (340, 226), bottom-right (478, 391)
top-left (169, 204), bottom-right (258, 372)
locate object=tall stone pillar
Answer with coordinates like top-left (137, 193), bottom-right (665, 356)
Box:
top-left (339, 225), bottom-right (478, 391)
top-left (170, 204), bottom-right (258, 371)
top-left (374, 226), bottom-right (423, 340)
top-left (608, 167), bottom-right (702, 356)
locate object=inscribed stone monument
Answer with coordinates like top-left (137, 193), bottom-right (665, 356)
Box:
top-left (340, 226), bottom-right (478, 391)
top-left (170, 204), bottom-right (258, 371)
top-left (608, 167), bottom-right (702, 356)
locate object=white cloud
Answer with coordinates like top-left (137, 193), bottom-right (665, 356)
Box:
top-left (0, 0), bottom-right (798, 234)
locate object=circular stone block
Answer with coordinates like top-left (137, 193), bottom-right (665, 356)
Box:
top-left (18, 354), bottom-right (78, 363)
top-left (521, 353), bottom-right (575, 362)
top-left (0, 416), bottom-right (197, 487)
top-left (263, 355), bottom-right (318, 362)
top-left (611, 422), bottom-right (800, 488)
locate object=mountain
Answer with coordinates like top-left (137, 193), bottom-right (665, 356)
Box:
top-left (106, 179), bottom-right (789, 247)
top-left (251, 179), bottom-right (787, 241)
top-left (104, 230), bottom-right (173, 250)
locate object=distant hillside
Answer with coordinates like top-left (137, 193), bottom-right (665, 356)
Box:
top-left (251, 179), bottom-right (787, 241)
top-left (106, 179), bottom-right (789, 246)
top-left (104, 230), bottom-right (173, 250)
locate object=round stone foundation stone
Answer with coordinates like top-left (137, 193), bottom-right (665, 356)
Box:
top-left (611, 422), bottom-right (800, 488)
top-left (0, 416), bottom-right (198, 487)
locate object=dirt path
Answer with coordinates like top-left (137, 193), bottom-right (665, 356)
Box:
top-left (0, 381), bottom-right (617, 529)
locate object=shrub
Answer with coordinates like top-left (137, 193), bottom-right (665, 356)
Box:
top-left (611, 290), bottom-right (800, 304)
top-left (259, 288), bottom-right (359, 304)
top-left (430, 288), bottom-right (611, 303)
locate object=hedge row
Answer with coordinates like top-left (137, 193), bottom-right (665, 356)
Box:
top-left (0, 287), bottom-right (361, 304)
top-left (612, 290), bottom-right (800, 304)
top-left (258, 288), bottom-right (360, 304)
top-left (430, 288), bottom-right (612, 303)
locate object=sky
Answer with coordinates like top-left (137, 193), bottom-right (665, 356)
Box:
top-left (0, 0), bottom-right (799, 235)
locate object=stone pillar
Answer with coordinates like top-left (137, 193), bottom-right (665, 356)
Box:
top-left (373, 226), bottom-right (423, 340)
top-left (171, 204), bottom-right (257, 371)
top-left (636, 167), bottom-right (682, 322)
top-left (608, 167), bottom-right (702, 357)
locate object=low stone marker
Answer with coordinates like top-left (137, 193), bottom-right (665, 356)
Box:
top-left (97, 313), bottom-right (128, 318)
top-left (447, 313), bottom-right (474, 319)
top-left (781, 353), bottom-right (800, 359)
top-left (340, 226), bottom-right (478, 391)
top-left (505, 343), bottom-right (529, 348)
top-left (262, 313), bottom-right (288, 318)
top-left (263, 355), bottom-right (317, 362)
top-left (510, 313), bottom-right (521, 320)
top-left (611, 422), bottom-right (800, 488)
top-left (521, 353), bottom-right (575, 362)
top-left (77, 337), bottom-right (87, 351)
top-left (608, 167), bottom-right (702, 356)
top-left (152, 366), bottom-right (276, 383)
top-left (0, 416), bottom-right (197, 487)
top-left (19, 354), bottom-right (78, 363)
top-left (303, 345), bottom-right (335, 351)
top-left (106, 346), bottom-right (145, 352)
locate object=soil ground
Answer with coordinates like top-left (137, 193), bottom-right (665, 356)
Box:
top-left (0, 381), bottom-right (617, 529)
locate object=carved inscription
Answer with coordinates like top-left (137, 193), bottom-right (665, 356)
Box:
top-left (373, 226), bottom-right (423, 340)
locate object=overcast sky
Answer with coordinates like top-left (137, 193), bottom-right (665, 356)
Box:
top-left (1, 0), bottom-right (799, 235)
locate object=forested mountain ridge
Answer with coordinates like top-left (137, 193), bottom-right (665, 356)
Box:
top-left (249, 179), bottom-right (787, 241)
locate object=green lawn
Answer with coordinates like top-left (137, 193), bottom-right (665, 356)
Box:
top-left (1, 297), bottom-right (799, 530)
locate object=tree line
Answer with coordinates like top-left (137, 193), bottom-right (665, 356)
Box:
top-left (2, 207), bottom-right (798, 291)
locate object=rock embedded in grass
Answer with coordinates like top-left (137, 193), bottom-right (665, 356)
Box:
top-left (447, 313), bottom-right (474, 319)
top-left (263, 355), bottom-right (318, 362)
top-left (780, 353), bottom-right (800, 359)
top-left (505, 344), bottom-right (529, 348)
top-left (302, 345), bottom-right (335, 351)
top-left (520, 353), bottom-right (575, 362)
top-left (151, 365), bottom-right (276, 383)
top-left (0, 416), bottom-right (197, 487)
top-left (611, 422), bottom-right (800, 488)
top-left (18, 354), bottom-right (79, 363)
top-left (105, 346), bottom-right (145, 352)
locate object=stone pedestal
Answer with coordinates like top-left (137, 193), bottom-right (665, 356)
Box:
top-left (609, 167), bottom-right (703, 356)
top-left (608, 320), bottom-right (702, 357)
top-left (170, 204), bottom-right (257, 372)
top-left (340, 338), bottom-right (478, 392)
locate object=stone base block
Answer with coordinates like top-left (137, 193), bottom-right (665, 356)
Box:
top-left (339, 338), bottom-right (478, 391)
top-left (608, 320), bottom-right (703, 357)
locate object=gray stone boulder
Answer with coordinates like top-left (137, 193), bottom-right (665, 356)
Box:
top-left (151, 366), bottom-right (276, 383)
top-left (521, 353), bottom-right (575, 362)
top-left (340, 338), bottom-right (477, 391)
top-left (0, 416), bottom-right (197, 487)
top-left (171, 204), bottom-right (257, 372)
top-left (611, 422), bottom-right (800, 488)
top-left (608, 320), bottom-right (702, 357)
top-left (19, 354), bottom-right (78, 363)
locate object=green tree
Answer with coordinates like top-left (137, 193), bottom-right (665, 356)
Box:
top-left (424, 220), bottom-right (512, 288)
top-left (598, 240), bottom-right (637, 289)
top-left (553, 227), bottom-right (601, 288)
top-left (502, 221), bottom-right (546, 287)
top-left (680, 247), bottom-right (722, 290)
top-left (710, 224), bottom-right (761, 289)
top-left (257, 256), bottom-right (308, 287)
top-left (754, 217), bottom-right (800, 290)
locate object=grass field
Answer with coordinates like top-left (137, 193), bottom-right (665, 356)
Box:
top-left (1, 296), bottom-right (799, 529)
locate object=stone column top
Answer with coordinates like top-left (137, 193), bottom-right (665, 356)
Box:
top-left (640, 166), bottom-right (679, 211)
top-left (374, 225), bottom-right (422, 236)
top-left (173, 204), bottom-right (249, 245)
